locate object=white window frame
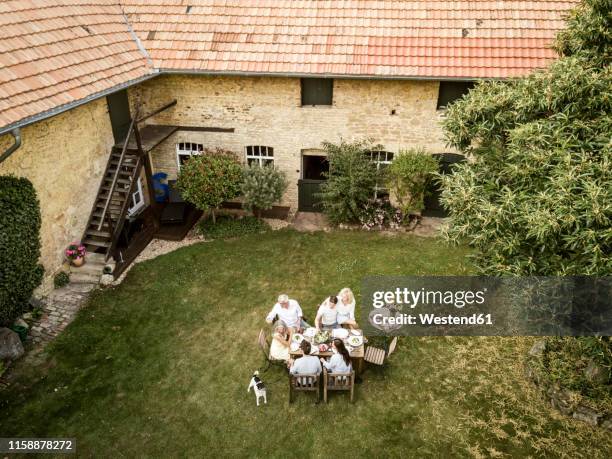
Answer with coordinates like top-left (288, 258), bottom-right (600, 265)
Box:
top-left (245, 145), bottom-right (274, 167)
top-left (176, 142), bottom-right (204, 171)
top-left (369, 151), bottom-right (394, 199)
top-left (127, 177), bottom-right (145, 217)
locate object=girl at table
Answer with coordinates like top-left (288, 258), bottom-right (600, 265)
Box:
top-left (315, 295), bottom-right (339, 330)
top-left (337, 287), bottom-right (358, 329)
top-left (320, 339), bottom-right (352, 374)
top-left (269, 322), bottom-right (291, 362)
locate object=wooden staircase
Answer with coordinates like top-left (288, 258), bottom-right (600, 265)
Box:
top-left (82, 120), bottom-right (143, 257)
top-left (82, 100), bottom-right (178, 260)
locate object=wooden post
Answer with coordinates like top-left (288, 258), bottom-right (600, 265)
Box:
top-left (133, 123), bottom-right (158, 228)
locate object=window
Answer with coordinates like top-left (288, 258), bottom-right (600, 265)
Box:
top-left (437, 81), bottom-right (475, 109)
top-left (245, 146), bottom-right (274, 167)
top-left (301, 78), bottom-right (333, 106)
top-left (368, 151), bottom-right (395, 199)
top-left (176, 142), bottom-right (204, 170)
top-left (127, 178), bottom-right (145, 217)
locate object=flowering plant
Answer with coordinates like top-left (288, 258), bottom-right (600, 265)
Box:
top-left (358, 198), bottom-right (403, 230)
top-left (65, 242), bottom-right (86, 261)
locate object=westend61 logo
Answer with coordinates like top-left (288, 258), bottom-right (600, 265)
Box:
top-left (362, 276), bottom-right (612, 337)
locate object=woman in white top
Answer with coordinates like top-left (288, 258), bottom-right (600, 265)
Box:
top-left (315, 295), bottom-right (339, 330)
top-left (269, 322), bottom-right (291, 362)
top-left (337, 287), bottom-right (358, 329)
top-left (320, 339), bottom-right (352, 374)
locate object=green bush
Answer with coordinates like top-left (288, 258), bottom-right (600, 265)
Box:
top-left (0, 175), bottom-right (44, 326)
top-left (176, 149), bottom-right (243, 223)
top-left (317, 139), bottom-right (381, 224)
top-left (241, 165), bottom-right (288, 217)
top-left (197, 215), bottom-right (270, 239)
top-left (54, 271), bottom-right (70, 289)
top-left (386, 149), bottom-right (439, 215)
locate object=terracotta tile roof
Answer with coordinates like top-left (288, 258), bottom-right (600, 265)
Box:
top-left (122, 0), bottom-right (577, 79)
top-left (0, 0), bottom-right (578, 131)
top-left (0, 0), bottom-right (151, 130)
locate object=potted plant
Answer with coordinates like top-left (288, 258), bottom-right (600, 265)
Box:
top-left (65, 242), bottom-right (86, 267)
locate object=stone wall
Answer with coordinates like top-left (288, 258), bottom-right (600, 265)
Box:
top-left (129, 74), bottom-right (451, 209)
top-left (0, 98), bottom-right (115, 293)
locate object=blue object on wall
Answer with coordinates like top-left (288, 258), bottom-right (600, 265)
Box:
top-left (152, 172), bottom-right (169, 202)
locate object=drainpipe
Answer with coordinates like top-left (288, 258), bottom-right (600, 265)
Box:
top-left (0, 128), bottom-right (22, 164)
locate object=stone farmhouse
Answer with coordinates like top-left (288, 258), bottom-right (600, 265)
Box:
top-left (0, 0), bottom-right (576, 290)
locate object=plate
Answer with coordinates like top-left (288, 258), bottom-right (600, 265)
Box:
top-left (347, 335), bottom-right (363, 347)
top-left (304, 327), bottom-right (317, 337)
top-left (290, 342), bottom-right (300, 352)
top-left (350, 329), bottom-right (362, 336)
top-left (292, 333), bottom-right (304, 343)
top-left (332, 328), bottom-right (349, 339)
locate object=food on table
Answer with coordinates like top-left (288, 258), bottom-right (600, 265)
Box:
top-left (292, 333), bottom-right (304, 343)
top-left (318, 344), bottom-right (329, 352)
top-left (347, 335), bottom-right (363, 347)
top-left (313, 330), bottom-right (330, 344)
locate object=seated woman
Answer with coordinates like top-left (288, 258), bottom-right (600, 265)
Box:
top-left (320, 339), bottom-right (352, 374)
top-left (337, 287), bottom-right (358, 329)
top-left (315, 295), bottom-right (339, 330)
top-left (269, 322), bottom-right (291, 362)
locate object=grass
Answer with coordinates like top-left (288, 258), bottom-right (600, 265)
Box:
top-left (1, 230), bottom-right (610, 458)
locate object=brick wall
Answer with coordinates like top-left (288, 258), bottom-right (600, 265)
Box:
top-left (0, 98), bottom-right (115, 293)
top-left (129, 74), bottom-right (451, 210)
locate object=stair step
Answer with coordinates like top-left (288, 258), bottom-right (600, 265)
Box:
top-left (83, 238), bottom-right (111, 248)
top-left (71, 262), bottom-right (105, 275)
top-left (101, 185), bottom-right (129, 193)
top-left (70, 272), bottom-right (101, 284)
top-left (104, 177), bottom-right (132, 185)
top-left (86, 253), bottom-right (107, 263)
top-left (92, 210), bottom-right (121, 219)
top-left (86, 229), bottom-right (111, 238)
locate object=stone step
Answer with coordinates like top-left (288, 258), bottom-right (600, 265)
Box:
top-left (70, 272), bottom-right (101, 284)
top-left (71, 263), bottom-right (104, 275)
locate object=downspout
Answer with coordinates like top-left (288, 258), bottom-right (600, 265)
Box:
top-left (0, 128), bottom-right (21, 164)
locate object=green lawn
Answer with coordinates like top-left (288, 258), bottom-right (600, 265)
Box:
top-left (1, 230), bottom-right (610, 458)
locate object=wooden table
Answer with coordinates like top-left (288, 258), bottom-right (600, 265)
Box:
top-left (289, 330), bottom-right (365, 375)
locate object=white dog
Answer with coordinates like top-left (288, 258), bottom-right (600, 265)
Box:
top-left (247, 371), bottom-right (267, 406)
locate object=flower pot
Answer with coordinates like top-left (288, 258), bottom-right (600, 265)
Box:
top-left (71, 257), bottom-right (84, 267)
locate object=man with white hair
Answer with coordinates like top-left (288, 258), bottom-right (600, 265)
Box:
top-left (266, 294), bottom-right (309, 331)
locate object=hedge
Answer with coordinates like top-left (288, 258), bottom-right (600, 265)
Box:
top-left (0, 175), bottom-right (44, 326)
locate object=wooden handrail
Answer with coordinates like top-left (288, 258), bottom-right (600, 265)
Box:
top-left (97, 111), bottom-right (138, 231)
top-left (136, 100), bottom-right (177, 124)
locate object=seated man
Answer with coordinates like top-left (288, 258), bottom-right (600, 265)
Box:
top-left (266, 294), bottom-right (309, 331)
top-left (289, 340), bottom-right (322, 384)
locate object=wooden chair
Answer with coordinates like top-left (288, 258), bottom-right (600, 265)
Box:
top-left (323, 368), bottom-right (355, 403)
top-left (258, 328), bottom-right (287, 372)
top-left (288, 372), bottom-right (320, 403)
top-left (364, 336), bottom-right (398, 366)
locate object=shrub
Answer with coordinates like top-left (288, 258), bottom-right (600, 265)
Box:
top-left (241, 165), bottom-right (288, 217)
top-left (0, 175), bottom-right (44, 326)
top-left (54, 271), bottom-right (70, 289)
top-left (357, 198), bottom-right (403, 230)
top-left (317, 139), bottom-right (381, 224)
top-left (176, 149), bottom-right (243, 223)
top-left (386, 149), bottom-right (439, 215)
top-left (197, 215), bottom-right (270, 239)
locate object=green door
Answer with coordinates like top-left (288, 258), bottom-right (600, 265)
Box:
top-left (298, 179), bottom-right (325, 212)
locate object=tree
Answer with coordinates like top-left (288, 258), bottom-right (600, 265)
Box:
top-left (385, 148), bottom-right (439, 216)
top-left (176, 149), bottom-right (243, 223)
top-left (0, 176), bottom-right (44, 326)
top-left (241, 165), bottom-right (288, 218)
top-left (440, 0), bottom-right (611, 276)
top-left (439, 0), bottom-right (611, 404)
top-left (317, 139), bottom-right (381, 224)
